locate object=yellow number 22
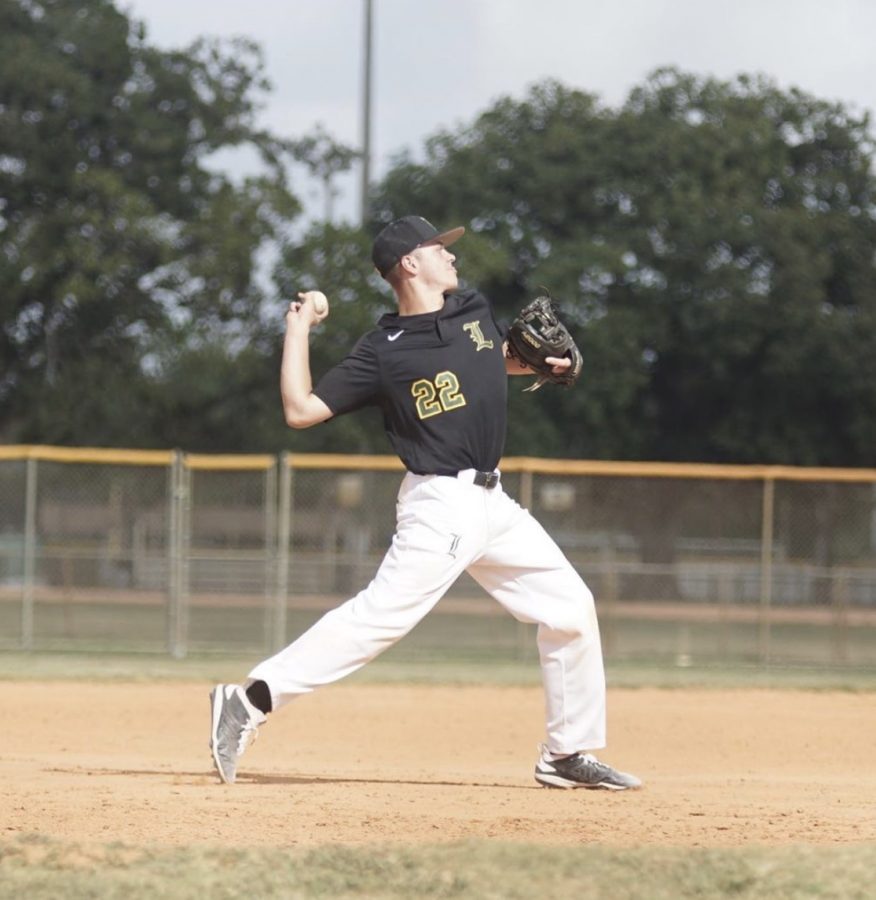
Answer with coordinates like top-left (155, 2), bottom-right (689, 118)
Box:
top-left (411, 371), bottom-right (467, 420)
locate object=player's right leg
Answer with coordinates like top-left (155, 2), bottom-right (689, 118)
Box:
top-left (245, 475), bottom-right (479, 708)
top-left (208, 474), bottom-right (481, 783)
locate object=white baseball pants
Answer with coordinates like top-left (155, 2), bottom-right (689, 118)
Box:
top-left (248, 471), bottom-right (606, 754)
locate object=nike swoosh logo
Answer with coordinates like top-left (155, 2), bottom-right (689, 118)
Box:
top-left (387, 330), bottom-right (405, 341)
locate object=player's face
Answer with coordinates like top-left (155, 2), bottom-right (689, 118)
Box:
top-left (411, 242), bottom-right (458, 291)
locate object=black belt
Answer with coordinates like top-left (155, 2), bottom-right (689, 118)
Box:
top-left (428, 468), bottom-right (501, 489)
top-left (471, 470), bottom-right (500, 489)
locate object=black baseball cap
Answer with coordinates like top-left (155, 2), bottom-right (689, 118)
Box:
top-left (371, 215), bottom-right (465, 277)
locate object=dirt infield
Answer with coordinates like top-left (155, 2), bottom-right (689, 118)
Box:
top-left (3, 682), bottom-right (874, 848)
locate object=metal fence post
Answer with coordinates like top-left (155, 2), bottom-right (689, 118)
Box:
top-left (263, 458), bottom-right (278, 653)
top-left (831, 570), bottom-right (848, 664)
top-left (179, 461), bottom-right (192, 657)
top-left (516, 467), bottom-right (536, 660)
top-left (599, 542), bottom-right (619, 658)
top-left (167, 451), bottom-right (180, 658)
top-left (758, 475), bottom-right (775, 664)
top-left (167, 450), bottom-right (191, 659)
top-left (519, 468), bottom-right (534, 511)
top-left (717, 567), bottom-right (732, 660)
top-left (273, 452), bottom-right (293, 653)
top-left (21, 456), bottom-right (37, 651)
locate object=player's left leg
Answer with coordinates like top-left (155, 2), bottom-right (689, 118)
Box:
top-left (467, 486), bottom-right (605, 753)
top-left (209, 473), bottom-right (484, 783)
top-left (467, 485), bottom-right (640, 788)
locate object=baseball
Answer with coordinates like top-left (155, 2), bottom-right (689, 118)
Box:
top-left (297, 290), bottom-right (329, 321)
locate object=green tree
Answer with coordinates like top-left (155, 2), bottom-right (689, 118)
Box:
top-left (615, 69), bottom-right (876, 466)
top-left (291, 125), bottom-right (360, 225)
top-left (372, 71), bottom-right (876, 467)
top-left (0, 0), bottom-right (298, 445)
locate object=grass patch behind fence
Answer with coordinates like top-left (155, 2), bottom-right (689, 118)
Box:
top-left (1, 649), bottom-right (876, 691)
top-left (1, 835), bottom-right (875, 900)
top-left (3, 597), bottom-right (876, 669)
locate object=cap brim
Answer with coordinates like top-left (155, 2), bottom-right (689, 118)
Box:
top-left (422, 226), bottom-right (465, 248)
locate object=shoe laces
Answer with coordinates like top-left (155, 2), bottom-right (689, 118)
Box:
top-left (238, 718), bottom-right (260, 754)
top-left (548, 750), bottom-right (609, 777)
top-left (541, 745), bottom-right (600, 767)
top-left (234, 699), bottom-right (266, 756)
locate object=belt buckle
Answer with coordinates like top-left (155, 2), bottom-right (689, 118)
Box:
top-left (476, 470), bottom-right (499, 489)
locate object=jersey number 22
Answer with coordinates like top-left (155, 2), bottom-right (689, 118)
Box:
top-left (411, 371), bottom-right (467, 419)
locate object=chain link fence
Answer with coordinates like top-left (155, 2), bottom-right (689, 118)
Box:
top-left (2, 446), bottom-right (875, 667)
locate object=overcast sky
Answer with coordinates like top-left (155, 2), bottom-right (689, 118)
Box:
top-left (122, 0), bottom-right (876, 221)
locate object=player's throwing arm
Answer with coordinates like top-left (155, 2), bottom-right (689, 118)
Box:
top-left (280, 291), bottom-right (333, 428)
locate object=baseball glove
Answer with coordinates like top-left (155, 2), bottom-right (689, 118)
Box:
top-left (506, 294), bottom-right (583, 392)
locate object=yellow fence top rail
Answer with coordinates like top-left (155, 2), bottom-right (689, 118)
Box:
top-left (503, 457), bottom-right (876, 482)
top-left (0, 445), bottom-right (174, 466)
top-left (185, 453), bottom-right (276, 471)
top-left (285, 453), bottom-right (405, 471)
top-left (2, 445), bottom-right (876, 482)
top-left (283, 453), bottom-right (876, 482)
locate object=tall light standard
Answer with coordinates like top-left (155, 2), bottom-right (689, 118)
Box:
top-left (360, 0), bottom-right (374, 226)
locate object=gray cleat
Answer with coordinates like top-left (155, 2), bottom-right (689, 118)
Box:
top-left (209, 684), bottom-right (267, 784)
top-left (535, 744), bottom-right (642, 790)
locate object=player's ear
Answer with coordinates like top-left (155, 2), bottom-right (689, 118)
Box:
top-left (399, 253), bottom-right (417, 275)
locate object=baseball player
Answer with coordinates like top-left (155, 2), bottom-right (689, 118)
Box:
top-left (210, 215), bottom-right (641, 791)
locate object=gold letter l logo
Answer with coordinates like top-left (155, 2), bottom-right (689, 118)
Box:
top-left (463, 321), bottom-right (494, 351)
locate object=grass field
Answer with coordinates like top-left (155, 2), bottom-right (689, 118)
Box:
top-left (3, 651), bottom-right (875, 900)
top-left (2, 836), bottom-right (875, 900)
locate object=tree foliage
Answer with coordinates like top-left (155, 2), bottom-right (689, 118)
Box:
top-left (0, 0), bottom-right (298, 445)
top-left (372, 70), bottom-right (876, 465)
top-left (3, 0), bottom-right (875, 471)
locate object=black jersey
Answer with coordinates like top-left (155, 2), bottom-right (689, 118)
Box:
top-left (313, 289), bottom-right (508, 474)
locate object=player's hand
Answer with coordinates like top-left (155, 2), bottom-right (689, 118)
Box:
top-left (545, 356), bottom-right (572, 375)
top-left (286, 291), bottom-right (328, 330)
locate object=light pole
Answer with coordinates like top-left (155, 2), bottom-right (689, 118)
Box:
top-left (360, 0), bottom-right (374, 226)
